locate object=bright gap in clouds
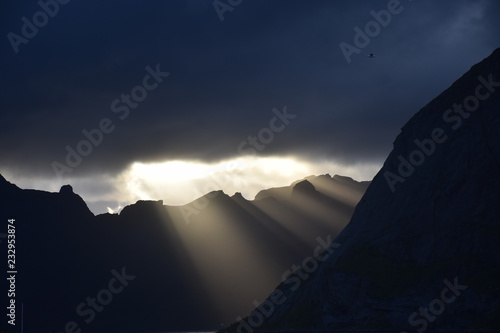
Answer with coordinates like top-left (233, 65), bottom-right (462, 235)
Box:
top-left (118, 155), bottom-right (381, 207)
top-left (1, 156), bottom-right (382, 215)
top-left (121, 156), bottom-right (312, 205)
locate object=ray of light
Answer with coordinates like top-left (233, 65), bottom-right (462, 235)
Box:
top-left (164, 195), bottom-right (283, 323)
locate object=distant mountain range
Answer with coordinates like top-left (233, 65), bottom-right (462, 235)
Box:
top-left (0, 172), bottom-right (369, 333)
top-left (223, 48), bottom-right (500, 332)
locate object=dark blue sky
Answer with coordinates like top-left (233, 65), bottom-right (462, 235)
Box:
top-left (1, 0), bottom-right (499, 181)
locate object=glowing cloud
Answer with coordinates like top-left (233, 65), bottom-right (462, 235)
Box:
top-left (1, 156), bottom-right (381, 214)
top-left (118, 156), bottom-right (381, 207)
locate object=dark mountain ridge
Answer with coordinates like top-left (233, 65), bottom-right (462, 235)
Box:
top-left (256, 173), bottom-right (369, 206)
top-left (0, 173), bottom-right (368, 333)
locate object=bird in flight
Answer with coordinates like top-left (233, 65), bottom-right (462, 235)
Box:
top-left (367, 53), bottom-right (375, 58)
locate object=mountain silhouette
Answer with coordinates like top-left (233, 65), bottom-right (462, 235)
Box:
top-left (256, 174), bottom-right (369, 206)
top-left (223, 48), bottom-right (500, 332)
top-left (0, 172), bottom-right (367, 333)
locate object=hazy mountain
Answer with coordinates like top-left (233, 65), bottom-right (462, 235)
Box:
top-left (224, 48), bottom-right (500, 332)
top-left (0, 173), bottom-right (368, 333)
top-left (256, 174), bottom-right (369, 207)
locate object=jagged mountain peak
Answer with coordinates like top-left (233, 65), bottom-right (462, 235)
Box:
top-left (332, 174), bottom-right (354, 182)
top-left (231, 192), bottom-right (245, 199)
top-left (59, 184), bottom-right (74, 195)
top-left (255, 174), bottom-right (370, 202)
top-left (292, 179), bottom-right (317, 193)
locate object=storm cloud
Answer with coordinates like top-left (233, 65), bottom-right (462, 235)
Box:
top-left (1, 0), bottom-right (499, 212)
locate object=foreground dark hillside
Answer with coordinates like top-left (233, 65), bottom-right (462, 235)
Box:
top-left (225, 48), bottom-right (500, 332)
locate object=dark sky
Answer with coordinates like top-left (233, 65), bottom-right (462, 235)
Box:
top-left (1, 0), bottom-right (499, 211)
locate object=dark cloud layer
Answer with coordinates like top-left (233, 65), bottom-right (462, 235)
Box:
top-left (1, 0), bottom-right (499, 178)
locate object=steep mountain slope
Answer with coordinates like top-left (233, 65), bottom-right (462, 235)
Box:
top-left (0, 173), bottom-right (368, 332)
top-left (227, 48), bottom-right (500, 332)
